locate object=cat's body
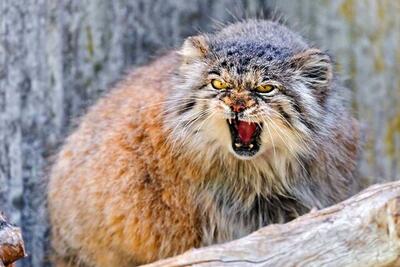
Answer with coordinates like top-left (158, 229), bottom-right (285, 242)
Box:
top-left (48, 20), bottom-right (360, 267)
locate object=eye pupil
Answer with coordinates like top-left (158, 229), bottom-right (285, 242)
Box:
top-left (211, 79), bottom-right (228, 90)
top-left (256, 84), bottom-right (275, 93)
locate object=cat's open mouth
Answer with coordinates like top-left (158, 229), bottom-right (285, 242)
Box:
top-left (227, 117), bottom-right (262, 157)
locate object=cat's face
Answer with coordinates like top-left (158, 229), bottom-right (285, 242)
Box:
top-left (166, 34), bottom-right (332, 161)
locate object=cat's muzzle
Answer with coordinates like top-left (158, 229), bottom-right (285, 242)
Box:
top-left (227, 116), bottom-right (263, 158)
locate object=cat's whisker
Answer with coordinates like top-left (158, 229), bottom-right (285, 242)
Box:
top-left (262, 118), bottom-right (277, 160)
top-left (256, 105), bottom-right (316, 152)
top-left (134, 97), bottom-right (211, 115)
top-left (167, 107), bottom-right (215, 153)
top-left (161, 98), bottom-right (210, 114)
top-left (263, 107), bottom-right (317, 154)
top-left (179, 108), bottom-right (217, 150)
top-left (261, 115), bottom-right (309, 175)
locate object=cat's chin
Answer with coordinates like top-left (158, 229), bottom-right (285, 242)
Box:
top-left (227, 140), bottom-right (264, 160)
top-left (229, 145), bottom-right (282, 161)
top-left (229, 142), bottom-right (261, 160)
top-left (229, 150), bottom-right (260, 160)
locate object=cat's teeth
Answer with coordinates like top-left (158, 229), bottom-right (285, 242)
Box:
top-left (249, 144), bottom-right (254, 148)
top-left (235, 143), bottom-right (242, 148)
top-left (228, 118), bottom-right (232, 124)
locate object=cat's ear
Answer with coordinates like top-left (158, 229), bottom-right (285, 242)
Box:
top-left (180, 35), bottom-right (209, 64)
top-left (289, 49), bottom-right (333, 91)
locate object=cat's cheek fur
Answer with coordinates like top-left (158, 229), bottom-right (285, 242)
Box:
top-left (259, 120), bottom-right (303, 156)
top-left (202, 114), bottom-right (232, 153)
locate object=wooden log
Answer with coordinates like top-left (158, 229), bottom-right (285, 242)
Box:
top-left (0, 213), bottom-right (26, 267)
top-left (145, 181), bottom-right (400, 267)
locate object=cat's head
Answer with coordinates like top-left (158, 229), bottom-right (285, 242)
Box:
top-left (165, 21), bottom-right (333, 161)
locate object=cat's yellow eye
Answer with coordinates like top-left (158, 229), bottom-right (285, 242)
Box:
top-left (211, 79), bottom-right (229, 90)
top-left (256, 84), bottom-right (276, 93)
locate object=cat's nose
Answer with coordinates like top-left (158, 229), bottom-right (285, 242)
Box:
top-left (231, 103), bottom-right (246, 113)
top-left (221, 92), bottom-right (255, 113)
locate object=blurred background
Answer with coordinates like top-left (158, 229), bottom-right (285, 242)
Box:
top-left (0, 0), bottom-right (399, 266)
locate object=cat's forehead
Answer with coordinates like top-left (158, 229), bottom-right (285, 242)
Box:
top-left (206, 40), bottom-right (294, 79)
top-left (206, 47), bottom-right (292, 85)
top-left (211, 40), bottom-right (293, 61)
top-left (212, 65), bottom-right (264, 86)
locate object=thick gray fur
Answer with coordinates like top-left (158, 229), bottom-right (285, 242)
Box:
top-left (166, 20), bottom-right (360, 244)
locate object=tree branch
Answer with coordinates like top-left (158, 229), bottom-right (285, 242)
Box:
top-left (145, 181), bottom-right (400, 267)
top-left (0, 213), bottom-right (26, 267)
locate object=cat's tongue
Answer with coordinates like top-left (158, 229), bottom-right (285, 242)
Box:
top-left (237, 121), bottom-right (257, 144)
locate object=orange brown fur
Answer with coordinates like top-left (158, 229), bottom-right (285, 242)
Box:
top-left (48, 53), bottom-right (202, 266)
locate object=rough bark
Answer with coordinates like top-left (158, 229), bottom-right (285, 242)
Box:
top-left (0, 213), bottom-right (25, 267)
top-left (145, 181), bottom-right (400, 267)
